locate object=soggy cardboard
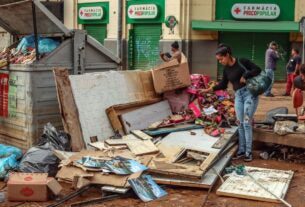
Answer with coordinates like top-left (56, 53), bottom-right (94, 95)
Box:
top-left (151, 60), bottom-right (191, 94)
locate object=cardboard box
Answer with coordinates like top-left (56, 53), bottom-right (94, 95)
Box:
top-left (151, 60), bottom-right (191, 94)
top-left (7, 173), bottom-right (63, 201)
top-left (8, 173), bottom-right (49, 202)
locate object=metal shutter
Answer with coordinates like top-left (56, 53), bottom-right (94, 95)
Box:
top-left (84, 24), bottom-right (107, 44)
top-left (218, 32), bottom-right (253, 79)
top-left (252, 33), bottom-right (289, 81)
top-left (130, 24), bottom-right (161, 70)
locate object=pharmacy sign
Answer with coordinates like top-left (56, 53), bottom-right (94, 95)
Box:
top-left (79, 6), bottom-right (103, 20)
top-left (231, 4), bottom-right (280, 20)
top-left (128, 4), bottom-right (158, 19)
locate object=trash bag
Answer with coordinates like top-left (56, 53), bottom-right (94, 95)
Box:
top-left (19, 123), bottom-right (71, 176)
top-left (16, 35), bottom-right (36, 54)
top-left (16, 35), bottom-right (60, 54)
top-left (0, 144), bottom-right (22, 180)
top-left (38, 38), bottom-right (60, 54)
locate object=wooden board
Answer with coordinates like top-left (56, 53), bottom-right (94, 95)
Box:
top-left (216, 166), bottom-right (294, 203)
top-left (127, 140), bottom-right (159, 156)
top-left (152, 145), bottom-right (237, 188)
top-left (53, 69), bottom-right (85, 151)
top-left (131, 130), bottom-right (152, 140)
top-left (212, 132), bottom-right (236, 149)
top-left (69, 70), bottom-right (158, 147)
top-left (120, 100), bottom-right (172, 133)
top-left (254, 128), bottom-right (305, 149)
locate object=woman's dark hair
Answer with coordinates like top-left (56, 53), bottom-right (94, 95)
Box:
top-left (171, 41), bottom-right (179, 49)
top-left (292, 48), bottom-right (300, 54)
top-left (300, 64), bottom-right (305, 75)
top-left (215, 43), bottom-right (232, 56)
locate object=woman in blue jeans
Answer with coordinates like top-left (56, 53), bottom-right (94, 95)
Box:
top-left (203, 44), bottom-right (261, 161)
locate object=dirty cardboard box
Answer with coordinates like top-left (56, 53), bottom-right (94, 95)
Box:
top-left (7, 173), bottom-right (62, 201)
top-left (151, 60), bottom-right (191, 94)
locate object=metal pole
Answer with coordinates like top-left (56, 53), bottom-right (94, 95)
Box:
top-left (117, 0), bottom-right (123, 69)
top-left (32, 1), bottom-right (39, 61)
top-left (302, 26), bottom-right (305, 64)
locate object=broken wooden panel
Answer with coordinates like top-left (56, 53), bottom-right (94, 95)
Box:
top-left (152, 145), bottom-right (237, 188)
top-left (106, 99), bottom-right (161, 135)
top-left (149, 127), bottom-right (238, 178)
top-left (120, 100), bottom-right (172, 134)
top-left (131, 130), bottom-right (152, 140)
top-left (216, 166), bottom-right (294, 203)
top-left (69, 70), bottom-right (159, 147)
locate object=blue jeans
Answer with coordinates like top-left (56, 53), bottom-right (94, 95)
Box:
top-left (264, 69), bottom-right (274, 95)
top-left (235, 87), bottom-right (259, 155)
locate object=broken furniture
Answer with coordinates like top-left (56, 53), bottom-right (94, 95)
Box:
top-left (217, 166), bottom-right (293, 204)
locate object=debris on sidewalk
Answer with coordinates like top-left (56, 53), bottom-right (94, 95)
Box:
top-left (217, 166), bottom-right (293, 204)
top-left (19, 123), bottom-right (71, 176)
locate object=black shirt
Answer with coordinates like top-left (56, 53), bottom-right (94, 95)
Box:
top-left (286, 55), bottom-right (301, 74)
top-left (213, 58), bottom-right (262, 91)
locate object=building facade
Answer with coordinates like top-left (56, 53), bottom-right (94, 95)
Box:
top-left (64, 0), bottom-right (305, 80)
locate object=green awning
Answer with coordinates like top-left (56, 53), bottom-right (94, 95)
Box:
top-left (192, 20), bottom-right (299, 32)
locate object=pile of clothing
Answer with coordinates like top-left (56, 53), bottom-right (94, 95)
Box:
top-left (159, 74), bottom-right (236, 137)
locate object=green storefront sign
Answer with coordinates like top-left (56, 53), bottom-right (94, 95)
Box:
top-left (78, 2), bottom-right (109, 24)
top-left (126, 0), bottom-right (165, 24)
top-left (216, 0), bottom-right (294, 21)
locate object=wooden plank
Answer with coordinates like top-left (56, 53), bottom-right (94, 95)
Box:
top-left (199, 152), bottom-right (217, 172)
top-left (126, 140), bottom-right (159, 156)
top-left (254, 128), bottom-right (305, 149)
top-left (53, 68), bottom-right (85, 151)
top-left (120, 100), bottom-right (172, 133)
top-left (131, 130), bottom-right (152, 140)
top-left (216, 166), bottom-right (294, 203)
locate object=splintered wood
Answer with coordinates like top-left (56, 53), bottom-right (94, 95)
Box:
top-left (217, 166), bottom-right (294, 203)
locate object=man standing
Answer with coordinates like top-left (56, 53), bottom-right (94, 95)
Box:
top-left (264, 41), bottom-right (280, 97)
top-left (160, 41), bottom-right (187, 63)
top-left (284, 48), bottom-right (302, 96)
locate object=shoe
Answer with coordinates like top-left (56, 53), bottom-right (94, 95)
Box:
top-left (265, 93), bottom-right (274, 97)
top-left (282, 93), bottom-right (290, 96)
top-left (244, 153), bottom-right (253, 162)
top-left (232, 152), bottom-right (245, 160)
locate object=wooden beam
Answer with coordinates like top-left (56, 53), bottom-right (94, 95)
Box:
top-left (53, 68), bottom-right (85, 151)
top-left (253, 128), bottom-right (305, 149)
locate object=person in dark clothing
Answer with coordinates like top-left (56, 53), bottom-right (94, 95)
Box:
top-left (264, 41), bottom-right (280, 97)
top-left (294, 64), bottom-right (305, 91)
top-left (284, 48), bottom-right (302, 96)
top-left (202, 44), bottom-right (261, 162)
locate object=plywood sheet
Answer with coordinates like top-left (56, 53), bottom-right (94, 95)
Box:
top-left (69, 70), bottom-right (158, 147)
top-left (121, 100), bottom-right (172, 133)
top-left (217, 166), bottom-right (294, 203)
top-left (127, 140), bottom-right (159, 156)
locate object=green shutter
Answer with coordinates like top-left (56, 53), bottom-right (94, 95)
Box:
top-left (252, 33), bottom-right (289, 81)
top-left (218, 32), bottom-right (253, 79)
top-left (129, 24), bottom-right (161, 70)
top-left (218, 32), bottom-right (289, 81)
top-left (84, 24), bottom-right (107, 44)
